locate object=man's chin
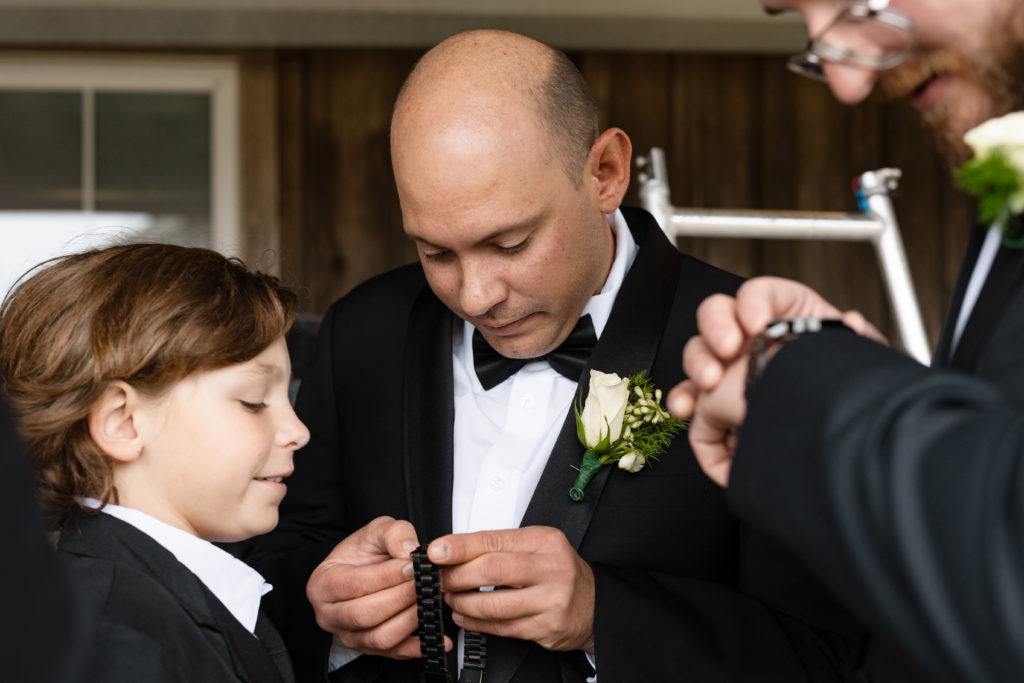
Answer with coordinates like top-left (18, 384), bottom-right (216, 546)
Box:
top-left (881, 32), bottom-right (1024, 166)
top-left (482, 336), bottom-right (546, 360)
top-left (478, 325), bottom-right (564, 361)
top-left (921, 107), bottom-right (980, 167)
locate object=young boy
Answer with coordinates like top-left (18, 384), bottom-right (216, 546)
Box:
top-left (0, 244), bottom-right (309, 683)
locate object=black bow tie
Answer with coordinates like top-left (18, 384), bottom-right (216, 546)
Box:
top-left (472, 314), bottom-right (597, 391)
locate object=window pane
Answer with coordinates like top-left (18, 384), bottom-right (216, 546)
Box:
top-left (0, 90), bottom-right (82, 210)
top-left (95, 92), bottom-right (211, 247)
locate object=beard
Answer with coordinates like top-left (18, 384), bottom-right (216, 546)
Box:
top-left (878, 4), bottom-right (1024, 165)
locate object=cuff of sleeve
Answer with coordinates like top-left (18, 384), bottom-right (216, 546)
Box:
top-left (328, 634), bottom-right (362, 672)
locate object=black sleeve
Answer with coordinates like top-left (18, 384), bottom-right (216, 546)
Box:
top-left (1, 396), bottom-right (89, 683)
top-left (730, 330), bottom-right (1024, 682)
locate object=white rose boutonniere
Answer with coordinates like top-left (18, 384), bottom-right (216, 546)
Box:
top-left (957, 111), bottom-right (1024, 248)
top-left (569, 369), bottom-right (687, 501)
top-left (579, 370), bottom-right (630, 449)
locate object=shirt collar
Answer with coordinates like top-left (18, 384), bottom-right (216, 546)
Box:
top-left (583, 208), bottom-right (639, 337)
top-left (80, 498), bottom-right (271, 633)
top-left (456, 208), bottom-right (639, 390)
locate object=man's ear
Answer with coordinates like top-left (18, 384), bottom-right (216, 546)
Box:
top-left (88, 381), bottom-right (144, 463)
top-left (586, 127), bottom-right (632, 214)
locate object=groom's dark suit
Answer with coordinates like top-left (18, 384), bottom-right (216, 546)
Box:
top-left (58, 510), bottom-right (296, 683)
top-left (729, 222), bottom-right (1024, 683)
top-left (246, 207), bottom-right (863, 683)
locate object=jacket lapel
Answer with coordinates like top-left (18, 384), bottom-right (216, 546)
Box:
top-left (203, 590), bottom-right (294, 683)
top-left (949, 219), bottom-right (1024, 372)
top-left (489, 208), bottom-right (680, 683)
top-left (520, 207), bottom-right (678, 543)
top-left (59, 512), bottom-right (287, 683)
top-left (934, 223), bottom-right (993, 367)
top-left (403, 284), bottom-right (457, 544)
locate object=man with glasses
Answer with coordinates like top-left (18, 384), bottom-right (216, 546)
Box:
top-left (670, 0), bottom-right (1024, 681)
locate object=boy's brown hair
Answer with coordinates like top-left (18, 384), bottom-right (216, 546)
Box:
top-left (0, 244), bottom-right (298, 528)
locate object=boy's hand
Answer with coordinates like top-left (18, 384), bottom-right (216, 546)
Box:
top-left (306, 516), bottom-right (452, 659)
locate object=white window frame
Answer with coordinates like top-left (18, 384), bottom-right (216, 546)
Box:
top-left (0, 52), bottom-right (240, 255)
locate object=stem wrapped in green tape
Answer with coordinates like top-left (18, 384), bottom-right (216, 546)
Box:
top-left (569, 450), bottom-right (604, 502)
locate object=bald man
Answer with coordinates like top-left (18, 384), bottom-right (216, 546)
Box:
top-left (242, 30), bottom-right (863, 683)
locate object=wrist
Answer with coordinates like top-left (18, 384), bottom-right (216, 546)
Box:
top-left (745, 318), bottom-right (849, 403)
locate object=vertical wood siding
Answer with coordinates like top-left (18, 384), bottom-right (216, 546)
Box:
top-left (253, 49), bottom-right (975, 352)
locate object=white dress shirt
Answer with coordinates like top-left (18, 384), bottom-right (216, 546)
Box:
top-left (331, 209), bottom-right (638, 676)
top-left (80, 498), bottom-right (271, 634)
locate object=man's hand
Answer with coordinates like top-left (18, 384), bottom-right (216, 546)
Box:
top-left (306, 516), bottom-right (451, 659)
top-left (666, 277), bottom-right (884, 486)
top-left (428, 526), bottom-right (595, 654)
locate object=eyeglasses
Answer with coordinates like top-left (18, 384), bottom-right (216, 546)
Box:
top-left (787, 0), bottom-right (917, 82)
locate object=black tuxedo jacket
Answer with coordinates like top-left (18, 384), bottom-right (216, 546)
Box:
top-left (730, 223), bottom-right (1024, 682)
top-left (245, 207), bottom-right (864, 683)
top-left (58, 510), bottom-right (296, 683)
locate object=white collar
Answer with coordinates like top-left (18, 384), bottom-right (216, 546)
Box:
top-left (80, 498), bottom-right (271, 634)
top-left (457, 208), bottom-right (639, 388)
top-left (582, 208), bottom-right (639, 337)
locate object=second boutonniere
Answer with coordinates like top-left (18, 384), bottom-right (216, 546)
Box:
top-left (569, 369), bottom-right (686, 502)
top-left (956, 111), bottom-right (1024, 249)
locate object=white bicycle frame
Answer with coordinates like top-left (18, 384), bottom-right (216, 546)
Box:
top-left (636, 147), bottom-right (930, 365)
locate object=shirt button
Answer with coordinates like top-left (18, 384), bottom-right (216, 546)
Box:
top-left (520, 393), bottom-right (536, 410)
top-left (489, 476), bottom-right (505, 491)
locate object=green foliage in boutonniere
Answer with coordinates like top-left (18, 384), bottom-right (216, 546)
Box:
top-left (956, 111), bottom-right (1024, 249)
top-left (569, 369), bottom-right (686, 502)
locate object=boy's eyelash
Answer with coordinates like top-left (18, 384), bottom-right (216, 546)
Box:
top-left (240, 400), bottom-right (268, 413)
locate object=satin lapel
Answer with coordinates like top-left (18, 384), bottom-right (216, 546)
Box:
top-left (520, 207), bottom-right (677, 543)
top-left (950, 221), bottom-right (1024, 372)
top-left (403, 285), bottom-right (457, 544)
top-left (934, 223), bottom-right (989, 367)
top-left (486, 209), bottom-right (679, 683)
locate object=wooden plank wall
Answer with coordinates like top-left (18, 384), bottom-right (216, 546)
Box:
top-left (257, 48), bottom-right (976, 354)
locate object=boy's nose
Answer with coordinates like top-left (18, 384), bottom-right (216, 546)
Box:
top-left (279, 408), bottom-right (310, 451)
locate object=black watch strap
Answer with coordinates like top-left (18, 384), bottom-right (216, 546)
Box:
top-left (411, 546), bottom-right (451, 683)
top-left (461, 629), bottom-right (488, 683)
top-left (410, 546), bottom-right (489, 683)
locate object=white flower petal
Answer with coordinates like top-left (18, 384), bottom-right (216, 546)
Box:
top-left (580, 370), bottom-right (630, 449)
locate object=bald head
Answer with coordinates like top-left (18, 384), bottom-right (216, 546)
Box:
top-left (392, 30), bottom-right (599, 182)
